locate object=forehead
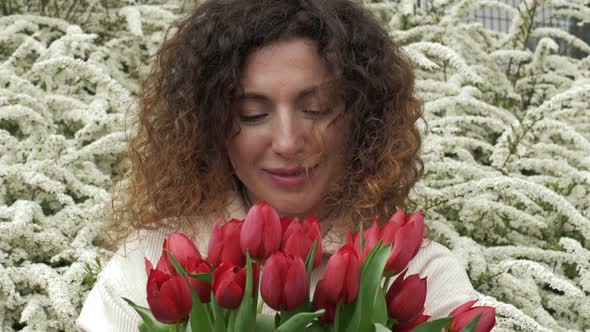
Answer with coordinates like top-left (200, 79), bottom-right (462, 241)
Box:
top-left (237, 38), bottom-right (337, 102)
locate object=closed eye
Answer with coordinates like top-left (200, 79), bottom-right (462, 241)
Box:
top-left (239, 114), bottom-right (267, 123)
top-left (303, 109), bottom-right (322, 116)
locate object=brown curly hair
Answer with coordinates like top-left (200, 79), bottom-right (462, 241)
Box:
top-left (105, 0), bottom-right (424, 248)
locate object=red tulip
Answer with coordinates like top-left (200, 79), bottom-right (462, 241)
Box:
top-left (312, 244), bottom-right (360, 321)
top-left (207, 218), bottom-right (245, 267)
top-left (240, 201), bottom-right (282, 260)
top-left (448, 300), bottom-right (496, 332)
top-left (392, 313), bottom-right (430, 332)
top-left (145, 255), bottom-right (211, 323)
top-left (380, 209), bottom-right (406, 244)
top-left (281, 215), bottom-right (322, 268)
top-left (158, 233), bottom-right (202, 275)
top-left (261, 252), bottom-right (308, 311)
top-left (212, 261), bottom-right (259, 309)
top-left (184, 256), bottom-right (212, 303)
top-left (145, 267), bottom-right (192, 323)
top-left (311, 279), bottom-right (336, 322)
top-left (280, 216), bottom-right (293, 235)
top-left (385, 270), bottom-right (427, 323)
top-left (383, 210), bottom-right (424, 276)
top-left (346, 216), bottom-right (381, 260)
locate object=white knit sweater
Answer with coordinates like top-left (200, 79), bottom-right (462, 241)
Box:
top-left (77, 196), bottom-right (478, 332)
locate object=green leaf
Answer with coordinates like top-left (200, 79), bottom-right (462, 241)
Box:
top-left (461, 312), bottom-right (482, 332)
top-left (374, 323), bottom-right (391, 332)
top-left (255, 313), bottom-right (276, 332)
top-left (373, 287), bottom-right (388, 326)
top-left (164, 251), bottom-right (212, 332)
top-left (276, 309), bottom-right (326, 332)
top-left (333, 301), bottom-right (343, 332)
top-left (234, 253), bottom-right (256, 332)
top-left (122, 297), bottom-right (177, 332)
top-left (344, 242), bottom-right (390, 332)
top-left (305, 239), bottom-right (319, 288)
top-left (410, 317), bottom-right (453, 332)
top-left (138, 321), bottom-right (149, 332)
top-left (187, 271), bottom-right (212, 283)
top-left (210, 291), bottom-right (227, 332)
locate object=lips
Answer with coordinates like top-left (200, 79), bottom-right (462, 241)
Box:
top-left (265, 164), bottom-right (319, 176)
top-left (264, 164), bottom-right (319, 188)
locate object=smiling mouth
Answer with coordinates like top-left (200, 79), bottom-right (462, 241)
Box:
top-left (265, 164), bottom-right (320, 176)
top-left (264, 164), bottom-right (320, 187)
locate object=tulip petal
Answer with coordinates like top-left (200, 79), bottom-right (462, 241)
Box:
top-left (385, 216), bottom-right (424, 275)
top-left (312, 280), bottom-right (336, 323)
top-left (451, 306), bottom-right (496, 332)
top-left (322, 251), bottom-right (348, 303)
top-left (343, 250), bottom-right (361, 303)
top-left (261, 253), bottom-right (287, 310)
top-left (164, 233), bottom-right (201, 268)
top-left (207, 217), bottom-right (224, 266)
top-left (387, 273), bottom-right (427, 323)
top-left (262, 207), bottom-right (282, 257)
top-left (148, 274), bottom-right (192, 323)
top-left (283, 257), bottom-right (308, 310)
top-left (221, 219), bottom-right (246, 267)
top-left (215, 278), bottom-right (245, 309)
top-left (449, 299), bottom-right (478, 316)
top-left (241, 204), bottom-right (266, 258)
top-left (363, 217), bottom-right (381, 258)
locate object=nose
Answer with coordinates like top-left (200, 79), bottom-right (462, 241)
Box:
top-left (271, 109), bottom-right (306, 158)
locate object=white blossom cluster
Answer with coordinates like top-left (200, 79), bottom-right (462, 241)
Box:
top-left (1, 0), bottom-right (589, 331)
top-left (0, 2), bottom-right (179, 330)
top-left (367, 0), bottom-right (590, 330)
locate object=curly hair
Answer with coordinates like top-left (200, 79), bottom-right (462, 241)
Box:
top-left (105, 0), bottom-right (424, 248)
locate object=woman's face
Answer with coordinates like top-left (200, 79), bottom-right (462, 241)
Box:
top-left (226, 37), bottom-right (350, 219)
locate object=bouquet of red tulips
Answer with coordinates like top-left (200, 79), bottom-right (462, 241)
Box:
top-left (123, 202), bottom-right (495, 332)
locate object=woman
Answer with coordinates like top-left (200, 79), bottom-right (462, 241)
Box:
top-left (77, 0), bottom-right (478, 330)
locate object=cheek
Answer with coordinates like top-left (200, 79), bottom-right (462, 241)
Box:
top-left (227, 132), bottom-right (262, 166)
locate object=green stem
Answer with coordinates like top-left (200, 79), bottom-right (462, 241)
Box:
top-left (333, 302), bottom-right (343, 332)
top-left (207, 305), bottom-right (214, 329)
top-left (227, 310), bottom-right (237, 332)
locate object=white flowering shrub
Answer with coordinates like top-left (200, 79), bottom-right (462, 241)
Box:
top-left (367, 0), bottom-right (590, 330)
top-left (0, 0), bottom-right (588, 331)
top-left (0, 2), bottom-right (180, 330)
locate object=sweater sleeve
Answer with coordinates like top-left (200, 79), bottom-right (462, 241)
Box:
top-left (76, 231), bottom-right (167, 332)
top-left (405, 240), bottom-right (480, 319)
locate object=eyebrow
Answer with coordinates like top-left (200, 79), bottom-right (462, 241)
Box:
top-left (236, 84), bottom-right (323, 103)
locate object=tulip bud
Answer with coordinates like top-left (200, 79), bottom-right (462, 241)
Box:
top-left (448, 300), bottom-right (496, 332)
top-left (145, 260), bottom-right (193, 323)
top-left (212, 261), bottom-right (259, 309)
top-left (159, 233), bottom-right (202, 275)
top-left (240, 201), bottom-right (282, 260)
top-left (207, 218), bottom-right (245, 268)
top-left (281, 215), bottom-right (322, 268)
top-left (386, 270), bottom-right (427, 323)
top-left (312, 244), bottom-right (360, 321)
top-left (347, 216), bottom-right (381, 261)
top-left (383, 210), bottom-right (425, 276)
top-left (381, 209), bottom-right (406, 244)
top-left (261, 252), bottom-right (308, 311)
top-left (311, 279), bottom-right (336, 322)
top-left (185, 256), bottom-right (212, 303)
